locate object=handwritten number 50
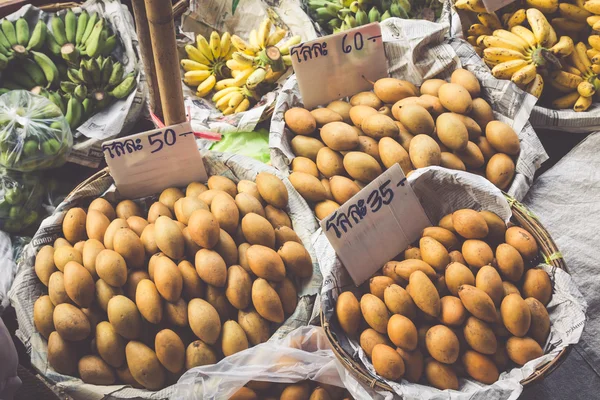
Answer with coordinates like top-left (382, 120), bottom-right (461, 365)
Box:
top-left (148, 129), bottom-right (176, 153)
top-left (341, 32), bottom-right (364, 54)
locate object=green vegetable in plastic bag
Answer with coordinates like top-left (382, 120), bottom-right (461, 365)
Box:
top-left (0, 169), bottom-right (44, 233)
top-left (210, 129), bottom-right (270, 164)
top-left (0, 91), bottom-right (72, 172)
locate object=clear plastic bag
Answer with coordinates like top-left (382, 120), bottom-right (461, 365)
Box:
top-left (0, 169), bottom-right (44, 233)
top-left (0, 91), bottom-right (72, 172)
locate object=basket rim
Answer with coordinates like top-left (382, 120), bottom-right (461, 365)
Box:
top-left (320, 193), bottom-right (572, 393)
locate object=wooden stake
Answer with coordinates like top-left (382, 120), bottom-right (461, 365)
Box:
top-left (131, 0), bottom-right (162, 119)
top-left (144, 0), bottom-right (186, 125)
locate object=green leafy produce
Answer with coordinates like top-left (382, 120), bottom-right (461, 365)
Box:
top-left (210, 128), bottom-right (270, 163)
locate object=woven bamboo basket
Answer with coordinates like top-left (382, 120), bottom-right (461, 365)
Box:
top-left (320, 194), bottom-right (570, 392)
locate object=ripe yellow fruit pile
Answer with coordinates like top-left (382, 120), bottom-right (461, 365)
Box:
top-left (457, 0), bottom-right (600, 111)
top-left (283, 69), bottom-right (521, 219)
top-left (33, 173), bottom-right (312, 390)
top-left (231, 381), bottom-right (353, 399)
top-left (180, 19), bottom-right (300, 115)
top-left (335, 209), bottom-right (552, 389)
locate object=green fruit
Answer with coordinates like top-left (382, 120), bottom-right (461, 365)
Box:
top-left (4, 187), bottom-right (22, 205)
top-left (42, 138), bottom-right (61, 155)
top-left (23, 139), bottom-right (39, 157)
top-left (15, 18), bottom-right (29, 46)
top-left (51, 15), bottom-right (67, 46)
top-left (23, 210), bottom-right (39, 226)
top-left (9, 205), bottom-right (24, 219)
top-left (65, 9), bottom-right (76, 44)
top-left (2, 19), bottom-right (17, 47)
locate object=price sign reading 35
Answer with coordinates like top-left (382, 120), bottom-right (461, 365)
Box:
top-left (290, 23), bottom-right (388, 109)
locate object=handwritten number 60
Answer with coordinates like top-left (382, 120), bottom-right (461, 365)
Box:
top-left (149, 129), bottom-right (177, 153)
top-left (341, 32), bottom-right (364, 54)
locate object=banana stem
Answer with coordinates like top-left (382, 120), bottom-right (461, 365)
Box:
top-left (93, 90), bottom-right (105, 101)
top-left (11, 44), bottom-right (28, 58)
top-left (261, 46), bottom-right (284, 72)
top-left (61, 43), bottom-right (80, 66)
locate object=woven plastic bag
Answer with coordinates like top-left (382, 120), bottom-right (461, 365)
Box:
top-left (0, 91), bottom-right (72, 172)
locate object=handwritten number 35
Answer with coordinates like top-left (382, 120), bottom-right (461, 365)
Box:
top-left (148, 129), bottom-right (177, 153)
top-left (341, 32), bottom-right (364, 54)
top-left (367, 180), bottom-right (393, 212)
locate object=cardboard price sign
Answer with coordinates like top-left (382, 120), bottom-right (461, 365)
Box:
top-left (102, 121), bottom-right (208, 198)
top-left (320, 164), bottom-right (431, 285)
top-left (290, 22), bottom-right (388, 109)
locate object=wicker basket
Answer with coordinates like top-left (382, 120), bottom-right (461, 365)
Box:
top-left (320, 194), bottom-right (570, 392)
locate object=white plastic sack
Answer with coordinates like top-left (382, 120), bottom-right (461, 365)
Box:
top-left (9, 152), bottom-right (321, 400)
top-left (269, 17), bottom-right (548, 201)
top-left (315, 166), bottom-right (587, 400)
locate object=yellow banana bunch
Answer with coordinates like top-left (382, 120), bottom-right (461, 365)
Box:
top-left (211, 86), bottom-right (254, 115)
top-left (479, 9), bottom-right (574, 98)
top-left (553, 41), bottom-right (600, 111)
top-left (181, 31), bottom-right (233, 97)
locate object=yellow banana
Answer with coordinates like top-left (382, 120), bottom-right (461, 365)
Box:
top-left (526, 74), bottom-right (544, 97)
top-left (209, 31), bottom-right (221, 59)
top-left (231, 35), bottom-right (252, 52)
top-left (511, 63), bottom-right (537, 86)
top-left (552, 91), bottom-right (580, 108)
top-left (578, 81), bottom-right (596, 97)
top-left (212, 86), bottom-right (240, 102)
top-left (222, 106), bottom-right (236, 115)
top-left (226, 59), bottom-right (251, 71)
top-left (593, 20), bottom-right (600, 31)
top-left (584, 0), bottom-right (600, 15)
top-left (233, 67), bottom-right (254, 85)
top-left (525, 0), bottom-right (559, 14)
top-left (477, 13), bottom-right (502, 30)
top-left (278, 35), bottom-right (301, 55)
top-left (558, 3), bottom-right (591, 23)
top-left (216, 91), bottom-right (237, 110)
top-left (196, 74), bottom-right (216, 97)
top-left (565, 65), bottom-right (582, 75)
top-left (183, 70), bottom-right (211, 86)
top-left (235, 98), bottom-right (250, 113)
top-left (589, 35), bottom-right (600, 51)
top-left (458, 0), bottom-right (487, 12)
top-left (467, 36), bottom-right (478, 47)
top-left (232, 51), bottom-right (256, 66)
top-left (181, 59), bottom-right (210, 71)
top-left (264, 68), bottom-right (284, 83)
top-left (186, 45), bottom-right (211, 65)
top-left (196, 34), bottom-right (213, 61)
top-left (549, 36), bottom-right (574, 57)
top-left (228, 92), bottom-right (244, 109)
top-left (552, 18), bottom-right (586, 32)
top-left (493, 29), bottom-right (531, 50)
top-left (592, 54), bottom-right (600, 64)
top-left (574, 94), bottom-right (593, 111)
top-left (588, 16), bottom-right (600, 28)
top-left (483, 47), bottom-right (527, 63)
top-left (491, 59), bottom-right (529, 79)
top-left (511, 26), bottom-right (538, 48)
top-left (220, 32), bottom-right (231, 57)
top-left (575, 42), bottom-right (592, 69)
top-left (468, 24), bottom-right (492, 36)
top-left (552, 70), bottom-right (584, 88)
top-left (587, 48), bottom-right (600, 59)
top-left (249, 29), bottom-right (260, 49)
top-left (507, 9), bottom-right (526, 30)
top-left (501, 12), bottom-right (514, 27)
top-left (568, 49), bottom-right (589, 73)
top-left (266, 27), bottom-right (286, 47)
top-left (483, 36), bottom-right (527, 53)
top-left (257, 19), bottom-right (272, 48)
top-left (215, 78), bottom-right (238, 91)
top-left (282, 55), bottom-right (292, 66)
top-left (527, 8), bottom-right (556, 48)
top-left (593, 64), bottom-right (600, 74)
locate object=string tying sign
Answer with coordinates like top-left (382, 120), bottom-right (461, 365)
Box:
top-left (102, 121), bottom-right (207, 198)
top-left (290, 22), bottom-right (388, 109)
top-left (320, 164), bottom-right (431, 285)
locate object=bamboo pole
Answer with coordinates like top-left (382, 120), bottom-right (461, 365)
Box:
top-left (144, 0), bottom-right (186, 125)
top-left (131, 0), bottom-right (162, 118)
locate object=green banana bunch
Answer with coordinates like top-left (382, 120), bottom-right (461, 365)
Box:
top-left (1, 18), bottom-right (29, 57)
top-left (27, 20), bottom-right (47, 51)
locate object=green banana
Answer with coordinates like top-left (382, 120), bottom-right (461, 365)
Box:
top-left (65, 96), bottom-right (83, 128)
top-left (101, 35), bottom-right (117, 56)
top-left (44, 31), bottom-right (62, 57)
top-left (57, 62), bottom-right (68, 80)
top-left (381, 10), bottom-right (391, 20)
top-left (100, 57), bottom-right (113, 87)
top-left (108, 61), bottom-right (123, 87)
top-left (0, 40), bottom-right (12, 58)
top-left (65, 10), bottom-right (76, 44)
top-left (2, 20), bottom-right (17, 47)
top-left (315, 7), bottom-right (338, 20)
top-left (368, 6), bottom-right (381, 22)
top-left (22, 58), bottom-right (47, 86)
top-left (397, 0), bottom-right (412, 13)
top-left (67, 68), bottom-right (83, 83)
top-left (27, 20), bottom-right (47, 51)
top-left (84, 19), bottom-right (105, 57)
top-left (74, 84), bottom-right (87, 101)
top-left (345, 15), bottom-right (357, 28)
top-left (10, 70), bottom-right (36, 89)
top-left (80, 60), bottom-right (94, 85)
top-left (51, 15), bottom-right (67, 46)
top-left (75, 10), bottom-right (88, 46)
top-left (15, 18), bottom-right (29, 46)
top-left (31, 50), bottom-right (60, 88)
top-left (60, 81), bottom-right (77, 93)
top-left (82, 98), bottom-right (92, 118)
top-left (328, 18), bottom-right (342, 30)
top-left (356, 9), bottom-right (369, 25)
top-left (109, 73), bottom-right (136, 99)
top-left (49, 91), bottom-right (65, 114)
top-left (390, 2), bottom-right (409, 18)
top-left (89, 58), bottom-right (101, 86)
top-left (0, 26), bottom-right (12, 49)
top-left (80, 12), bottom-right (97, 47)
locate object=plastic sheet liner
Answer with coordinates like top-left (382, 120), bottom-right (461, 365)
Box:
top-left (315, 166), bottom-right (587, 400)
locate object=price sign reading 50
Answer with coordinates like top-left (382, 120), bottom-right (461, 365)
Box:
top-left (102, 128), bottom-right (194, 159)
